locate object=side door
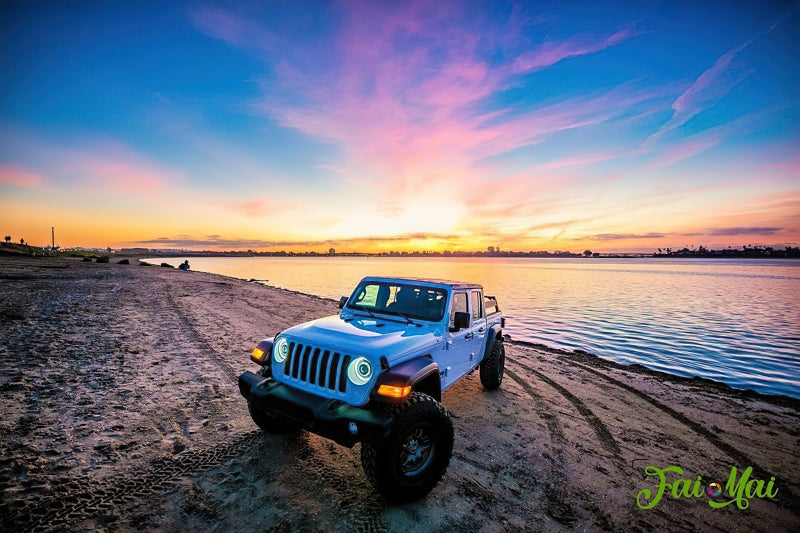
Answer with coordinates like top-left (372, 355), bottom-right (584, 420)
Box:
top-left (442, 289), bottom-right (486, 387)
top-left (469, 289), bottom-right (489, 360)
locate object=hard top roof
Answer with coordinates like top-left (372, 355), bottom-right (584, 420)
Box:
top-left (359, 276), bottom-right (482, 290)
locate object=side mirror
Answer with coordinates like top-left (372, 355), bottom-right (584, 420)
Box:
top-left (453, 311), bottom-right (470, 331)
top-left (339, 296), bottom-right (348, 309)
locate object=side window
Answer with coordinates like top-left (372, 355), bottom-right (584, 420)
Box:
top-left (449, 292), bottom-right (468, 328)
top-left (470, 290), bottom-right (482, 320)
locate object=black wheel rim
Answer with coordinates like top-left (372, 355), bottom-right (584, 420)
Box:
top-left (398, 425), bottom-right (435, 477)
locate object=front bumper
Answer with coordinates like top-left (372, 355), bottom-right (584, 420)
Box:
top-left (238, 370), bottom-right (392, 447)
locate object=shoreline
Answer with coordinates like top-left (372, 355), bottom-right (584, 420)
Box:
top-left (1, 255), bottom-right (798, 531)
top-left (511, 340), bottom-right (800, 409)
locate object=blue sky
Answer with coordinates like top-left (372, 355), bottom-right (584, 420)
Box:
top-left (1, 0), bottom-right (798, 252)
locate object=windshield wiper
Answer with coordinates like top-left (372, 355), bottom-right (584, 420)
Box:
top-left (349, 306), bottom-right (380, 320)
top-left (385, 310), bottom-right (421, 327)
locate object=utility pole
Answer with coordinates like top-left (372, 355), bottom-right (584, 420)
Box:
top-left (51, 227), bottom-right (55, 249)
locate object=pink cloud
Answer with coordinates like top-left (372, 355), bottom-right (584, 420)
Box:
top-left (0, 164), bottom-right (44, 189)
top-left (536, 151), bottom-right (639, 170)
top-left (513, 28), bottom-right (633, 73)
top-left (763, 156), bottom-right (800, 174)
top-left (652, 136), bottom-right (721, 168)
top-left (229, 200), bottom-right (268, 217)
top-left (227, 198), bottom-right (297, 217)
top-left (0, 130), bottom-right (183, 199)
top-left (83, 159), bottom-right (172, 195)
top-left (201, 3), bottom-right (646, 212)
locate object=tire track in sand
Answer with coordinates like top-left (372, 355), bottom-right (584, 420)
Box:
top-left (503, 367), bottom-right (578, 525)
top-left (505, 354), bottom-right (686, 530)
top-left (564, 358), bottom-right (800, 513)
top-left (509, 358), bottom-right (623, 461)
top-left (283, 434), bottom-right (390, 533)
top-left (0, 431), bottom-right (264, 532)
top-left (165, 291), bottom-right (239, 382)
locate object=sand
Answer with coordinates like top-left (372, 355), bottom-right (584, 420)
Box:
top-left (0, 255), bottom-right (798, 532)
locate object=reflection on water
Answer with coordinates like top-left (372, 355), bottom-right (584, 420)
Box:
top-left (162, 256), bottom-right (800, 399)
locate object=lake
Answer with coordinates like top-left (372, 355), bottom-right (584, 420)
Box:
top-left (153, 256), bottom-right (800, 399)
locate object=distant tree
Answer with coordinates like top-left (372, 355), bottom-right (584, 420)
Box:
top-left (329, 248), bottom-right (335, 255)
top-left (4, 235), bottom-right (10, 243)
top-left (583, 249), bottom-right (592, 257)
top-left (20, 238), bottom-right (25, 245)
top-left (487, 246), bottom-right (495, 254)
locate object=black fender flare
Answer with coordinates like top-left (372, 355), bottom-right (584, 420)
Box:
top-left (485, 324), bottom-right (503, 354)
top-left (373, 356), bottom-right (441, 402)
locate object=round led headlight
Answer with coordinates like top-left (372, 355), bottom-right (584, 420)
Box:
top-left (347, 357), bottom-right (373, 385)
top-left (274, 337), bottom-right (289, 363)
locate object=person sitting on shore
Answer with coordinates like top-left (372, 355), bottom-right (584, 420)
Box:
top-left (179, 260), bottom-right (190, 271)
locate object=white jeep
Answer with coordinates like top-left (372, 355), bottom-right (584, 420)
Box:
top-left (239, 276), bottom-right (506, 502)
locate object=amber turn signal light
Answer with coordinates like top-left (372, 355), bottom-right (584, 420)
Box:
top-left (377, 384), bottom-right (412, 399)
top-left (251, 347), bottom-right (267, 365)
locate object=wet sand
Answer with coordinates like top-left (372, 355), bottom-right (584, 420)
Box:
top-left (1, 255), bottom-right (798, 532)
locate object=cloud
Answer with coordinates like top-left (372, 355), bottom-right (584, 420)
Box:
top-left (0, 129), bottom-right (184, 198)
top-left (190, 6), bottom-right (281, 54)
top-left (0, 164), bottom-right (44, 189)
top-left (82, 158), bottom-right (174, 195)
top-left (708, 227), bottom-right (782, 236)
top-left (642, 105), bottom-right (784, 168)
top-left (590, 232), bottom-right (666, 241)
top-left (226, 199), bottom-right (299, 218)
top-left (197, 3), bottom-right (642, 200)
top-left (513, 27), bottom-right (634, 73)
top-left (649, 10), bottom-right (793, 142)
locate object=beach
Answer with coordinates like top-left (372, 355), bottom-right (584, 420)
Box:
top-left (1, 255), bottom-right (798, 532)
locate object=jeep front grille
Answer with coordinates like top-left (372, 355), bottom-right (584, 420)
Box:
top-left (284, 342), bottom-right (352, 394)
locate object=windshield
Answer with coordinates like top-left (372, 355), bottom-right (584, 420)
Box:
top-left (346, 281), bottom-right (447, 322)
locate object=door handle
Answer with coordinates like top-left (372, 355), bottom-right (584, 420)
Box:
top-left (465, 332), bottom-right (474, 340)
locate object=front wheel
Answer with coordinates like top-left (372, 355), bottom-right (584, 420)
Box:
top-left (361, 393), bottom-right (453, 503)
top-left (479, 339), bottom-right (505, 390)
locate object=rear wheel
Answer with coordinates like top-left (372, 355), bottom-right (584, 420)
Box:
top-left (361, 393), bottom-right (453, 503)
top-left (480, 339), bottom-right (505, 390)
top-left (247, 401), bottom-right (297, 434)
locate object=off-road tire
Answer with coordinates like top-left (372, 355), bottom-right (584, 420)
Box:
top-left (360, 392), bottom-right (453, 503)
top-left (480, 338), bottom-right (505, 390)
top-left (247, 401), bottom-right (297, 434)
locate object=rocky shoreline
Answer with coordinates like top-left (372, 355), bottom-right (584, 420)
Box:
top-left (1, 255), bottom-right (798, 532)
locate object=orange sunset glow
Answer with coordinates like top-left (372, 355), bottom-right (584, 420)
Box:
top-left (1, 2), bottom-right (798, 253)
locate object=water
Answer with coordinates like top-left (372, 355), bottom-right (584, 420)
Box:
top-left (156, 256), bottom-right (800, 399)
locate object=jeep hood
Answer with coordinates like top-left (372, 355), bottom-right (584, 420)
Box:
top-left (281, 314), bottom-right (441, 360)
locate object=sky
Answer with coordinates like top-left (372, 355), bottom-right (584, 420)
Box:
top-left (1, 0), bottom-right (798, 253)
